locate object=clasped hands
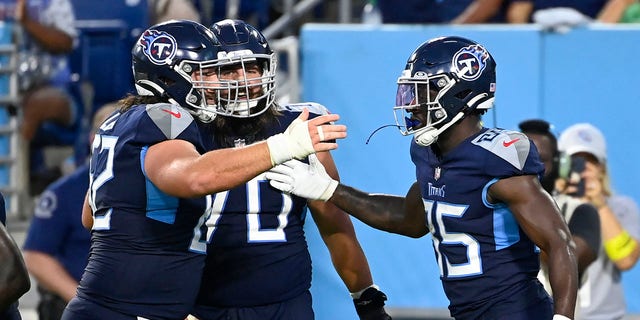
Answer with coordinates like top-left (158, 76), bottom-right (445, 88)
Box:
top-left (266, 154), bottom-right (338, 201)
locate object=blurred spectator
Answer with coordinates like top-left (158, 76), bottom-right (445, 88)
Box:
top-left (558, 123), bottom-right (640, 319)
top-left (620, 1), bottom-right (640, 22)
top-left (519, 119), bottom-right (601, 318)
top-left (0, 192), bottom-right (31, 319)
top-left (507, 0), bottom-right (636, 24)
top-left (148, 0), bottom-right (200, 24)
top-left (22, 102), bottom-right (117, 320)
top-left (194, 0), bottom-right (270, 29)
top-left (378, 0), bottom-right (436, 23)
top-left (6, 0), bottom-right (82, 195)
top-left (451, 0), bottom-right (529, 23)
top-left (377, 0), bottom-right (529, 24)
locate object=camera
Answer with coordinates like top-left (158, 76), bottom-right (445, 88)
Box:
top-left (558, 155), bottom-right (586, 197)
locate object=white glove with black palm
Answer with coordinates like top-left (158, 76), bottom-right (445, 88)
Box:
top-left (266, 154), bottom-right (338, 201)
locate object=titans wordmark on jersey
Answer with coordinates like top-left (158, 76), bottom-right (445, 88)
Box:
top-left (411, 127), bottom-right (546, 318)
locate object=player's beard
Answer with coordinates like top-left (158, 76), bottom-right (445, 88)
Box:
top-left (211, 100), bottom-right (280, 148)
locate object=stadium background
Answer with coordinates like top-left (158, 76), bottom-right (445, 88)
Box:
top-left (1, 15), bottom-right (639, 320)
top-left (300, 23), bottom-right (640, 320)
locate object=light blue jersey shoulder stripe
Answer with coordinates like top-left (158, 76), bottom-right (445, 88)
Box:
top-left (483, 178), bottom-right (520, 250)
top-left (140, 146), bottom-right (178, 224)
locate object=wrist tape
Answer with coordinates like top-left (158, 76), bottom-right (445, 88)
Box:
top-left (350, 284), bottom-right (379, 300)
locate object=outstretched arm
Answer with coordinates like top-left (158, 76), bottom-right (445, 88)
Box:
top-left (145, 109), bottom-right (346, 198)
top-left (330, 182), bottom-right (428, 238)
top-left (308, 151), bottom-right (391, 320)
top-left (489, 175), bottom-right (577, 318)
top-left (0, 224), bottom-right (31, 311)
top-left (266, 157), bottom-right (428, 238)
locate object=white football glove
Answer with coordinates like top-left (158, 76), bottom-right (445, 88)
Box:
top-left (552, 315), bottom-right (571, 320)
top-left (266, 116), bottom-right (315, 165)
top-left (266, 154), bottom-right (338, 201)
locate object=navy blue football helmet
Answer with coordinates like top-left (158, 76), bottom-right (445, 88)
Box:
top-left (394, 36), bottom-right (497, 146)
top-left (132, 19), bottom-right (221, 122)
top-left (209, 19), bottom-right (277, 118)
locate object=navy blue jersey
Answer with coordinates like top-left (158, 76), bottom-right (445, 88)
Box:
top-left (195, 103), bottom-right (329, 310)
top-left (411, 128), bottom-right (547, 318)
top-left (0, 193), bottom-right (22, 320)
top-left (23, 164), bottom-right (91, 281)
top-left (77, 103), bottom-right (211, 320)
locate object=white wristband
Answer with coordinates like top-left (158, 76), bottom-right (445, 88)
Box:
top-left (266, 133), bottom-right (290, 165)
top-left (320, 179), bottom-right (339, 201)
top-left (552, 315), bottom-right (572, 320)
top-left (266, 118), bottom-right (315, 165)
top-left (350, 284), bottom-right (379, 299)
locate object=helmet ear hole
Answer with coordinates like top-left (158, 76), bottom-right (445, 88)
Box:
top-left (159, 76), bottom-right (175, 87)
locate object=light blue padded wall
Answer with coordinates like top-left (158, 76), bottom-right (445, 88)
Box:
top-left (300, 23), bottom-right (640, 319)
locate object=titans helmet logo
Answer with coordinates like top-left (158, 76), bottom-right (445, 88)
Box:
top-left (452, 44), bottom-right (489, 81)
top-left (139, 29), bottom-right (177, 65)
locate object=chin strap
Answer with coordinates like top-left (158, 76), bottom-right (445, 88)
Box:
top-left (413, 111), bottom-right (465, 146)
top-left (413, 93), bottom-right (493, 147)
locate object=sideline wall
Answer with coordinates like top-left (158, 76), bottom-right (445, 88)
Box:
top-left (300, 24), bottom-right (640, 319)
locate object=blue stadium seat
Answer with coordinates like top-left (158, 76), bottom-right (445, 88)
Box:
top-left (68, 0), bottom-right (149, 164)
top-left (69, 0), bottom-right (149, 115)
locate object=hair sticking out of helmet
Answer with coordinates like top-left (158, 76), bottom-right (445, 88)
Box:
top-left (131, 19), bottom-right (222, 122)
top-left (208, 19), bottom-right (277, 118)
top-left (393, 36), bottom-right (497, 146)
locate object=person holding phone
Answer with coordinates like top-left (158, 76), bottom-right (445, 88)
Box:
top-left (558, 123), bottom-right (640, 319)
top-left (519, 119), bottom-right (601, 319)
top-left (564, 156), bottom-right (587, 197)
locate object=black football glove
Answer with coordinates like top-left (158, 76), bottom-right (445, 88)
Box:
top-left (353, 287), bottom-right (392, 320)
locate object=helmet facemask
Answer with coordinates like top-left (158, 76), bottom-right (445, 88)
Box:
top-left (192, 52), bottom-right (276, 118)
top-left (391, 37), bottom-right (497, 146)
top-left (394, 72), bottom-right (455, 138)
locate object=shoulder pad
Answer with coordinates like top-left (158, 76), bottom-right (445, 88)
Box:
top-left (472, 129), bottom-right (531, 170)
top-left (145, 103), bottom-right (195, 139)
top-left (277, 102), bottom-right (330, 116)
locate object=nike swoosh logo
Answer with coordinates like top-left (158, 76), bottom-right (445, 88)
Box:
top-left (161, 108), bottom-right (181, 118)
top-left (502, 138), bottom-right (520, 147)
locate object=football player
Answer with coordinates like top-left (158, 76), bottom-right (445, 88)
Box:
top-left (63, 19), bottom-right (344, 320)
top-left (190, 19), bottom-right (391, 320)
top-left (267, 36), bottom-right (579, 320)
